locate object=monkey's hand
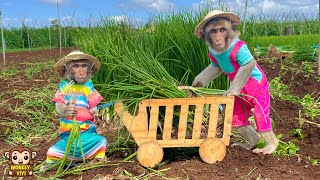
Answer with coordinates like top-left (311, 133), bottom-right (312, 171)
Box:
top-left (65, 103), bottom-right (77, 117)
top-left (90, 107), bottom-right (99, 117)
top-left (56, 103), bottom-right (77, 118)
top-left (222, 89), bottom-right (239, 96)
top-left (225, 59), bottom-right (256, 96)
top-left (188, 81), bottom-right (203, 97)
top-left (190, 64), bottom-right (222, 97)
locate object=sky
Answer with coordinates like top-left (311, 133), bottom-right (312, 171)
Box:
top-left (0, 0), bottom-right (318, 28)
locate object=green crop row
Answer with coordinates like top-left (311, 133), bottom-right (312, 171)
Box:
top-left (0, 6), bottom-right (318, 51)
top-left (0, 26), bottom-right (80, 49)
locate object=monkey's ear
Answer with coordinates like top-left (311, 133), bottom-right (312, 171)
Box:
top-left (32, 152), bottom-right (37, 159)
top-left (4, 152), bottom-right (10, 159)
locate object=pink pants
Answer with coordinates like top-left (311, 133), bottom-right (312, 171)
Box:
top-left (208, 40), bottom-right (272, 132)
top-left (231, 78), bottom-right (272, 132)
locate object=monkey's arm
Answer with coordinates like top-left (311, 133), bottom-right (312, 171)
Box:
top-left (88, 90), bottom-right (104, 117)
top-left (224, 58), bottom-right (256, 96)
top-left (192, 64), bottom-right (223, 87)
top-left (56, 103), bottom-right (77, 118)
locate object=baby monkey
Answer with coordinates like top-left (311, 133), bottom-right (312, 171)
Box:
top-left (42, 50), bottom-right (108, 170)
top-left (192, 10), bottom-right (279, 155)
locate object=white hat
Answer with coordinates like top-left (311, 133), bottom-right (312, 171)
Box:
top-left (194, 10), bottom-right (240, 39)
top-left (54, 50), bottom-right (101, 77)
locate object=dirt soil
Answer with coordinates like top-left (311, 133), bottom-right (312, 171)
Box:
top-left (0, 48), bottom-right (319, 180)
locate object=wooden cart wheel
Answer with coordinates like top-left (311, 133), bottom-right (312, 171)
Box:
top-left (199, 137), bottom-right (226, 164)
top-left (137, 140), bottom-right (164, 168)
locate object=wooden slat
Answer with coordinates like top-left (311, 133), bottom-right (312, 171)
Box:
top-left (117, 96), bottom-right (235, 148)
top-left (115, 102), bottom-right (148, 146)
top-left (148, 106), bottom-right (159, 139)
top-left (140, 96), bottom-right (234, 107)
top-left (192, 104), bottom-right (203, 140)
top-left (163, 105), bottom-right (174, 140)
top-left (207, 104), bottom-right (218, 138)
top-left (158, 139), bottom-right (204, 147)
top-left (222, 103), bottom-right (234, 146)
top-left (178, 105), bottom-right (189, 140)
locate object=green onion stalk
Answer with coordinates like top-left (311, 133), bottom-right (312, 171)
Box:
top-left (54, 100), bottom-right (85, 178)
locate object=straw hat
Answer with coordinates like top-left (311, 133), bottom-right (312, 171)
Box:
top-left (194, 10), bottom-right (240, 39)
top-left (54, 50), bottom-right (101, 77)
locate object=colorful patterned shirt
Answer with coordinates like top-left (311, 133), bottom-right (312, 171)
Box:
top-left (53, 79), bottom-right (103, 136)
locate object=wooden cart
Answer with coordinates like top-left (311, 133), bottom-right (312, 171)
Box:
top-left (115, 96), bottom-right (234, 168)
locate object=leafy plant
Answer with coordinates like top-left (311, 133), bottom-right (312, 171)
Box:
top-left (269, 77), bottom-right (299, 102)
top-left (290, 128), bottom-right (306, 139)
top-left (22, 60), bottom-right (55, 79)
top-left (300, 94), bottom-right (320, 120)
top-left (255, 138), bottom-right (266, 149)
top-left (310, 159), bottom-right (319, 166)
top-left (273, 134), bottom-right (299, 156)
top-left (0, 84), bottom-right (57, 146)
top-left (0, 67), bottom-right (19, 79)
top-left (301, 61), bottom-right (314, 78)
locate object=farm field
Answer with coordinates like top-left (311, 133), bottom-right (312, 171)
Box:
top-left (0, 47), bottom-right (319, 179)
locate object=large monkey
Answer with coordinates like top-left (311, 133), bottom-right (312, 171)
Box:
top-left (41, 51), bottom-right (108, 171)
top-left (192, 10), bottom-right (279, 155)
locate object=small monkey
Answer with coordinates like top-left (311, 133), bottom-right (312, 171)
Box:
top-left (5, 144), bottom-right (36, 176)
top-left (192, 10), bottom-right (279, 155)
top-left (42, 51), bottom-right (108, 170)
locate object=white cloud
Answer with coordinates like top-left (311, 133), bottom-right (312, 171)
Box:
top-left (107, 15), bottom-right (128, 22)
top-left (118, 0), bottom-right (174, 12)
top-left (246, 0), bottom-right (317, 18)
top-left (3, 17), bottom-right (20, 25)
top-left (258, 0), bottom-right (277, 12)
top-left (21, 18), bottom-right (33, 24)
top-left (3, 17), bottom-right (34, 27)
top-left (38, 0), bottom-right (63, 4)
top-left (37, 0), bottom-right (70, 5)
top-left (61, 15), bottom-right (73, 21)
top-left (191, 0), bottom-right (217, 10)
top-left (10, 18), bottom-right (34, 25)
top-left (48, 17), bottom-right (57, 22)
top-left (47, 16), bottom-right (76, 26)
top-left (190, 0), bottom-right (317, 19)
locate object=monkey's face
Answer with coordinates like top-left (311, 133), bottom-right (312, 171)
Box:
top-left (204, 24), bottom-right (228, 51)
top-left (203, 18), bottom-right (237, 53)
top-left (67, 60), bottom-right (92, 84)
top-left (12, 150), bottom-right (30, 164)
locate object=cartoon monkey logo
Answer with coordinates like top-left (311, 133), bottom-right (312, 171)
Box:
top-left (4, 144), bottom-right (37, 177)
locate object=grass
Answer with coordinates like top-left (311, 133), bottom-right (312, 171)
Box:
top-left (300, 94), bottom-right (320, 120)
top-left (265, 61), bottom-right (319, 157)
top-left (0, 67), bottom-right (19, 79)
top-left (0, 60), bottom-right (59, 146)
top-left (4, 46), bottom-right (54, 53)
top-left (269, 68), bottom-right (319, 122)
top-left (249, 34), bottom-right (318, 62)
top-left (1, 6), bottom-right (319, 179)
top-left (73, 9), bottom-right (232, 128)
top-left (274, 134), bottom-right (300, 157)
top-left (248, 34), bottom-right (318, 49)
top-left (0, 84), bottom-right (58, 146)
top-left (269, 77), bottom-right (299, 102)
top-left (23, 60), bottom-right (55, 78)
top-left (0, 60), bottom-right (138, 179)
top-left (1, 4), bottom-right (318, 51)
